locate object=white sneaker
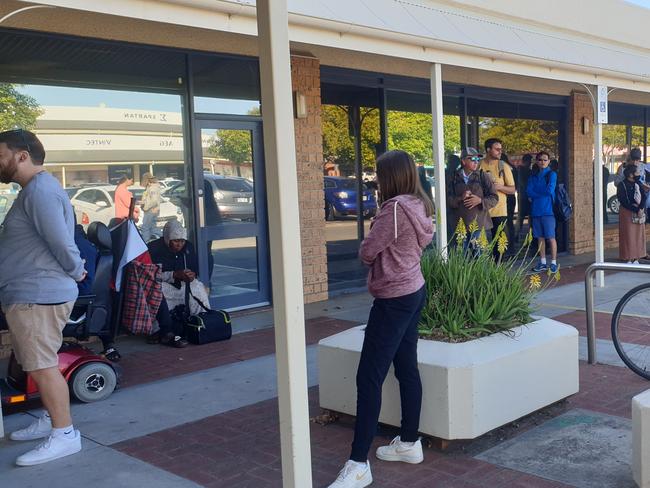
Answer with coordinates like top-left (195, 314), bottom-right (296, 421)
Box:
top-left (10, 413), bottom-right (52, 441)
top-left (15, 430), bottom-right (82, 466)
top-left (328, 460), bottom-right (372, 488)
top-left (375, 436), bottom-right (424, 464)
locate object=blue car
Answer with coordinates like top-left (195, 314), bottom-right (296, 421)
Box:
top-left (324, 176), bottom-right (377, 221)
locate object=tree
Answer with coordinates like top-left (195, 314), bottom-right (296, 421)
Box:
top-left (208, 130), bottom-right (251, 176)
top-left (321, 105), bottom-right (379, 175)
top-left (0, 84), bottom-right (42, 131)
top-left (479, 118), bottom-right (559, 156)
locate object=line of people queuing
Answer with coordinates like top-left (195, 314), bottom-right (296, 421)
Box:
top-left (446, 138), bottom-right (560, 272)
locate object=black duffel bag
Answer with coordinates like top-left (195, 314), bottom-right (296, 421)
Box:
top-left (182, 285), bottom-right (232, 345)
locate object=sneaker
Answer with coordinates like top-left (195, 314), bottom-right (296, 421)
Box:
top-left (10, 413), bottom-right (52, 441)
top-left (328, 460), bottom-right (372, 488)
top-left (633, 260), bottom-right (640, 265)
top-left (549, 263), bottom-right (558, 273)
top-left (376, 436), bottom-right (424, 464)
top-left (15, 430), bottom-right (81, 466)
top-left (532, 262), bottom-right (548, 273)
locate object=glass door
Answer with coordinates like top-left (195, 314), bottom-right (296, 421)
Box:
top-left (192, 119), bottom-right (270, 310)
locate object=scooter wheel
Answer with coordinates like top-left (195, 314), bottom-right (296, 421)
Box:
top-left (70, 362), bottom-right (117, 403)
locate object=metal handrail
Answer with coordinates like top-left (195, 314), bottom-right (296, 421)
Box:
top-left (585, 262), bottom-right (650, 364)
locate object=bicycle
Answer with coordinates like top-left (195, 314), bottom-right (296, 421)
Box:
top-left (611, 282), bottom-right (650, 380)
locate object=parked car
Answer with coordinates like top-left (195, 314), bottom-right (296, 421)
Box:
top-left (607, 180), bottom-right (619, 214)
top-left (324, 176), bottom-right (377, 221)
top-left (68, 185), bottom-right (184, 229)
top-left (166, 175), bottom-right (255, 222)
top-left (159, 178), bottom-right (182, 194)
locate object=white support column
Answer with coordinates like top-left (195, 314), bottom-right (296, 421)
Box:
top-left (594, 121), bottom-right (605, 287)
top-left (255, 2), bottom-right (313, 487)
top-left (430, 63), bottom-right (447, 254)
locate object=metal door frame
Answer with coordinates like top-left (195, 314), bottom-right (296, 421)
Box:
top-left (191, 118), bottom-right (270, 310)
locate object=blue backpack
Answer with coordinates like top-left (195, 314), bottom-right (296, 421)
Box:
top-left (545, 173), bottom-right (573, 222)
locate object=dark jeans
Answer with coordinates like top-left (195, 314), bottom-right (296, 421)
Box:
top-left (350, 286), bottom-right (426, 462)
top-left (506, 195), bottom-right (517, 245)
top-left (157, 298), bottom-right (183, 337)
top-left (491, 216), bottom-right (508, 259)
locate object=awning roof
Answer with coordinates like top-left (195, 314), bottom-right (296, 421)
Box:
top-left (283, 0), bottom-right (650, 79)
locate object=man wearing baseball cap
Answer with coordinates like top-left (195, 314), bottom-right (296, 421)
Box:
top-left (447, 147), bottom-right (498, 251)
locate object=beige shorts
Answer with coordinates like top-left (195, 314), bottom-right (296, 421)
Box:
top-left (3, 302), bottom-right (75, 372)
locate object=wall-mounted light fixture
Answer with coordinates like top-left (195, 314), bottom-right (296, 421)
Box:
top-left (582, 116), bottom-right (590, 135)
top-left (293, 91), bottom-right (308, 119)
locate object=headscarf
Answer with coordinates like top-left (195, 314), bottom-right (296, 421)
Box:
top-left (163, 219), bottom-right (187, 245)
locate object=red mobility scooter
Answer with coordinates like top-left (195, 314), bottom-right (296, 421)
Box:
top-left (1, 221), bottom-right (121, 406)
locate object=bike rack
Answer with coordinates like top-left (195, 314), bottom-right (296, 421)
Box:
top-left (585, 262), bottom-right (650, 364)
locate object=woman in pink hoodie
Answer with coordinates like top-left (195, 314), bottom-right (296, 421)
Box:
top-left (329, 150), bottom-right (434, 488)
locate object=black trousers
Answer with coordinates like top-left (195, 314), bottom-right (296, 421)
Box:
top-left (350, 286), bottom-right (426, 462)
top-left (157, 298), bottom-right (183, 337)
top-left (490, 216), bottom-right (508, 259)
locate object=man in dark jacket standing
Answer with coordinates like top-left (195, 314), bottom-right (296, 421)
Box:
top-left (447, 147), bottom-right (498, 250)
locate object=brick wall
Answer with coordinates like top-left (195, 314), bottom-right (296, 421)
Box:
top-left (567, 91), bottom-right (596, 254)
top-left (291, 56), bottom-right (328, 303)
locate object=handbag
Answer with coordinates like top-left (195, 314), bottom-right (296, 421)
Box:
top-left (182, 283), bottom-right (232, 345)
top-left (632, 212), bottom-right (646, 225)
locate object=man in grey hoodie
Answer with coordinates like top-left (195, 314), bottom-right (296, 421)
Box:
top-left (0, 129), bottom-right (86, 466)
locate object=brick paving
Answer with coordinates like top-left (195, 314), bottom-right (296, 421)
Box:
top-left (114, 356), bottom-right (650, 488)
top-left (555, 309), bottom-right (650, 346)
top-left (118, 316), bottom-right (360, 388)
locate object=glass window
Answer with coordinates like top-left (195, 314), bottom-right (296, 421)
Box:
top-left (0, 82), bottom-right (189, 236)
top-left (200, 128), bottom-right (256, 224)
top-left (191, 55), bottom-right (261, 115)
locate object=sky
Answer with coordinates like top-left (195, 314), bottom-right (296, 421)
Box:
top-left (625, 0), bottom-right (650, 8)
top-left (17, 84), bottom-right (259, 115)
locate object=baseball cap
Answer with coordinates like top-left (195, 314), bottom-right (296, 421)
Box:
top-left (460, 147), bottom-right (483, 160)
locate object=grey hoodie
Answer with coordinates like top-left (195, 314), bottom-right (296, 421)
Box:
top-left (359, 194), bottom-right (433, 298)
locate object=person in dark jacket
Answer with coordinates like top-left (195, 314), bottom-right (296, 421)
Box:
top-left (148, 220), bottom-right (210, 316)
top-left (447, 147), bottom-right (498, 253)
top-left (527, 151), bottom-right (558, 273)
top-left (617, 164), bottom-right (647, 263)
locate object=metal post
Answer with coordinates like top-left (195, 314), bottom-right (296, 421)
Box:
top-left (352, 106), bottom-right (365, 241)
top-left (255, 1), bottom-right (313, 486)
top-left (584, 267), bottom-right (597, 364)
top-left (594, 121), bottom-right (605, 287)
top-left (430, 63), bottom-right (447, 253)
top-left (378, 87), bottom-right (388, 156)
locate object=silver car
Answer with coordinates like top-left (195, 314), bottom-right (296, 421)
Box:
top-left (204, 174), bottom-right (255, 221)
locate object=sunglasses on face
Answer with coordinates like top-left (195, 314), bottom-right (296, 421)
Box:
top-left (465, 157), bottom-right (480, 162)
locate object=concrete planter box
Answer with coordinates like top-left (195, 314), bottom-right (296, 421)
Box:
top-left (318, 317), bottom-right (579, 440)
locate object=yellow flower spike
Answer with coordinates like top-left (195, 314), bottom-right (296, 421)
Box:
top-left (455, 218), bottom-right (467, 245)
top-left (468, 218), bottom-right (479, 235)
top-left (529, 274), bottom-right (541, 291)
top-left (523, 229), bottom-right (533, 247)
top-left (497, 230), bottom-right (508, 255)
top-left (478, 228), bottom-right (489, 250)
top-left (554, 270), bottom-right (561, 282)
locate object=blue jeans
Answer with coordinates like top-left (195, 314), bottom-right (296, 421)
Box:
top-left (350, 286), bottom-right (426, 462)
top-left (141, 211), bottom-right (160, 242)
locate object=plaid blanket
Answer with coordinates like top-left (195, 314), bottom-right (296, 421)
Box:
top-left (121, 260), bottom-right (162, 335)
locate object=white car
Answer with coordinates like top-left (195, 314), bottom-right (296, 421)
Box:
top-left (68, 185), bottom-right (184, 229)
top-left (606, 180), bottom-right (619, 214)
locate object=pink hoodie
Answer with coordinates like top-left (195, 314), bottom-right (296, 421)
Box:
top-left (359, 194), bottom-right (434, 298)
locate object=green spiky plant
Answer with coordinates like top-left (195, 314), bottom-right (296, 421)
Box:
top-left (418, 219), bottom-right (559, 342)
